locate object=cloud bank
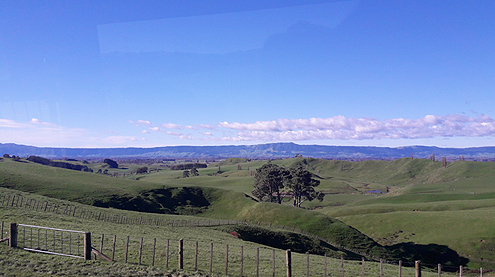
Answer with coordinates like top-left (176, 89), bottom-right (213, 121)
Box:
top-left (136, 114), bottom-right (495, 143)
top-left (2, 114), bottom-right (494, 148)
top-left (1, 118), bottom-right (142, 147)
top-left (215, 115), bottom-right (495, 141)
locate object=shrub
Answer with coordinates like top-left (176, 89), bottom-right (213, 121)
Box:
top-left (104, 158), bottom-right (118, 168)
top-left (170, 163), bottom-right (207, 170)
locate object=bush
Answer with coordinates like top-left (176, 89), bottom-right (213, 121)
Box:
top-left (183, 170), bottom-right (190, 178)
top-left (104, 158), bottom-right (118, 168)
top-left (136, 166), bottom-right (148, 174)
top-left (170, 163), bottom-right (207, 170)
top-left (27, 156), bottom-right (90, 171)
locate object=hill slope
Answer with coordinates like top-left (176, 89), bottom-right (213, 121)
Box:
top-left (0, 158), bottom-right (386, 257)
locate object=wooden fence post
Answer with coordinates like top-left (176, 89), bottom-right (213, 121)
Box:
top-left (83, 232), bottom-right (91, 260)
top-left (152, 238), bottom-right (156, 266)
top-left (240, 246), bottom-right (244, 277)
top-left (9, 223), bottom-right (17, 248)
top-left (480, 267), bottom-right (483, 277)
top-left (380, 258), bottom-right (383, 277)
top-left (273, 249), bottom-right (276, 277)
top-left (210, 243), bottom-right (213, 274)
top-left (111, 235), bottom-right (116, 261)
top-left (399, 260), bottom-right (402, 277)
top-left (138, 237), bottom-right (143, 265)
top-left (362, 257), bottom-right (365, 277)
top-left (1, 221), bottom-right (4, 240)
top-left (194, 241), bottom-right (198, 271)
top-left (166, 239), bottom-right (170, 268)
top-left (286, 249), bottom-right (292, 277)
top-left (257, 247), bottom-right (260, 277)
top-left (124, 236), bottom-right (129, 263)
top-left (438, 263), bottom-right (441, 277)
top-left (225, 244), bottom-right (229, 276)
top-left (459, 265), bottom-right (463, 277)
top-left (307, 253), bottom-right (310, 277)
top-left (415, 260), bottom-right (421, 277)
top-left (99, 234), bottom-right (104, 255)
top-left (178, 239), bottom-right (184, 269)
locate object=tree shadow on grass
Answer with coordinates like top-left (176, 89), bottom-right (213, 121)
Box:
top-left (387, 242), bottom-right (469, 271)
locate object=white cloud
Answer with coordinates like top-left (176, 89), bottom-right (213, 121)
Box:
top-left (161, 123), bottom-right (197, 130)
top-left (202, 114), bottom-right (495, 142)
top-left (0, 119), bottom-right (22, 128)
top-left (149, 127), bottom-right (162, 132)
top-left (196, 124), bottom-right (216, 130)
top-left (162, 123), bottom-right (184, 129)
top-left (138, 120), bottom-right (152, 126)
top-left (130, 120), bottom-right (153, 127)
top-left (10, 114), bottom-right (493, 148)
top-left (0, 118), bottom-right (144, 148)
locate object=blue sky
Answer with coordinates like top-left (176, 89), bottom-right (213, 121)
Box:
top-left (1, 0), bottom-right (494, 148)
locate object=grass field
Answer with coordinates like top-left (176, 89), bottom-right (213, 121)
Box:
top-left (2, 155), bottom-right (495, 273)
top-left (0, 193), bottom-right (458, 276)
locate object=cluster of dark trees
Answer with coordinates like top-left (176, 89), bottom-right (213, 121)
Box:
top-left (3, 154), bottom-right (21, 161)
top-left (27, 155), bottom-right (91, 172)
top-left (183, 167), bottom-right (199, 178)
top-left (170, 163), bottom-right (207, 170)
top-left (252, 162), bottom-right (324, 208)
top-left (104, 158), bottom-right (118, 168)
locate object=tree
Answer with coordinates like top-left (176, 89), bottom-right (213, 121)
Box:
top-left (183, 170), bottom-right (190, 178)
top-left (252, 162), bottom-right (288, 204)
top-left (284, 166), bottom-right (324, 208)
top-left (190, 167), bottom-right (199, 176)
top-left (104, 158), bottom-right (118, 168)
top-left (136, 166), bottom-right (148, 174)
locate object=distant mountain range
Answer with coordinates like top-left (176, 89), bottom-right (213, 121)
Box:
top-left (2, 142), bottom-right (495, 160)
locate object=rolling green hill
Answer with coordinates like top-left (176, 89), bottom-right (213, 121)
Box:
top-left (2, 156), bottom-right (495, 270)
top-left (0, 158), bottom-right (385, 258)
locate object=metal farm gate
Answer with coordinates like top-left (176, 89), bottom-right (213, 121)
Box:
top-left (6, 223), bottom-right (92, 260)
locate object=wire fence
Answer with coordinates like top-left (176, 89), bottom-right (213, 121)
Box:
top-left (0, 191), bottom-right (492, 276)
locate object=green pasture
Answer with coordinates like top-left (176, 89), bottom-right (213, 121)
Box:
top-left (0, 159), bottom-right (383, 256)
top-left (0, 198), bottom-right (457, 276)
top-left (335, 207), bottom-right (495, 269)
top-left (2, 155), bottom-right (495, 272)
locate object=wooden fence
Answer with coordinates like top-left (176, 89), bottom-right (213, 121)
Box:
top-left (0, 192), bottom-right (362, 256)
top-left (2, 222), bottom-right (483, 276)
top-left (0, 192), bottom-right (491, 276)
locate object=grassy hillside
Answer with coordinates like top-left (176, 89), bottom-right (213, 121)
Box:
top-left (153, 157), bottom-right (495, 269)
top-left (0, 158), bottom-right (385, 258)
top-left (3, 156), bottom-right (495, 270)
top-left (0, 200), bottom-right (457, 276)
